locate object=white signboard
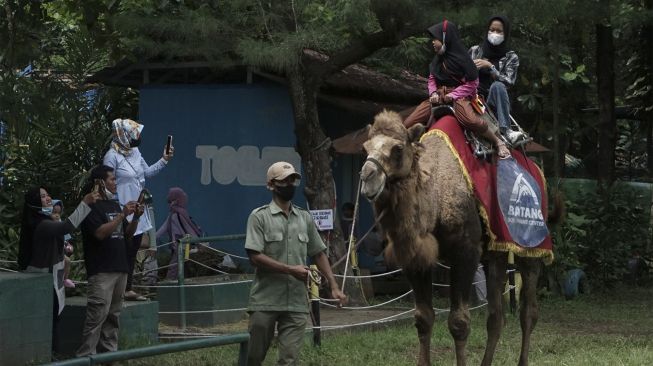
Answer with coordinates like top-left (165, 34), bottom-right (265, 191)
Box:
top-left (310, 209), bottom-right (334, 231)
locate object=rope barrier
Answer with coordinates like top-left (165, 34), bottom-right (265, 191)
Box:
top-left (132, 279), bottom-right (253, 289)
top-left (151, 284), bottom-right (516, 329)
top-left (316, 308), bottom-right (415, 330)
top-left (332, 268), bottom-right (402, 279)
top-left (432, 279), bottom-right (486, 287)
top-left (134, 261), bottom-right (185, 276)
top-left (143, 240), bottom-right (176, 251)
top-left (431, 285), bottom-right (516, 312)
top-left (319, 289), bottom-right (413, 310)
top-left (187, 258), bottom-right (230, 275)
top-left (0, 267), bottom-right (18, 273)
top-left (178, 234), bottom-right (246, 245)
top-left (159, 307), bottom-right (247, 315)
top-left (196, 243), bottom-right (249, 260)
top-left (341, 176), bottom-right (363, 290)
top-left (0, 259), bottom-right (17, 264)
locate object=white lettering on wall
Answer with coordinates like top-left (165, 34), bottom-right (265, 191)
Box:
top-left (196, 145), bottom-right (301, 186)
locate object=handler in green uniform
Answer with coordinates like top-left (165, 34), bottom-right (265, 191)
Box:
top-left (245, 161), bottom-right (347, 366)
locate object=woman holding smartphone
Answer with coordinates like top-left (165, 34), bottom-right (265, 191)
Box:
top-left (103, 118), bottom-right (174, 301)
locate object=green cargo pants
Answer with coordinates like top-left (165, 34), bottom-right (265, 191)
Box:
top-left (247, 311), bottom-right (307, 366)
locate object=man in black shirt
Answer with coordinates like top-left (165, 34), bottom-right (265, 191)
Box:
top-left (76, 165), bottom-right (143, 356)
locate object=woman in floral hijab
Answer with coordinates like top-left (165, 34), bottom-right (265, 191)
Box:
top-left (103, 118), bottom-right (174, 300)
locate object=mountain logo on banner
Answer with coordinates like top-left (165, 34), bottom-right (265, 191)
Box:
top-left (507, 173), bottom-right (543, 221)
top-left (497, 159), bottom-right (548, 248)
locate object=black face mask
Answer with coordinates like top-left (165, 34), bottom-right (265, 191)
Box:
top-left (274, 185), bottom-right (296, 202)
top-left (129, 138), bottom-right (141, 148)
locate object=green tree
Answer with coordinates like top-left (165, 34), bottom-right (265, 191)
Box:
top-left (115, 0), bottom-right (433, 301)
top-left (0, 5), bottom-right (137, 267)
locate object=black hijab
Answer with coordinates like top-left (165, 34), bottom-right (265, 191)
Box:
top-left (480, 15), bottom-right (510, 61)
top-left (17, 186), bottom-right (49, 270)
top-left (428, 21), bottom-right (478, 87)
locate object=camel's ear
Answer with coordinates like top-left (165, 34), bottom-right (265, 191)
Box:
top-left (407, 124), bottom-right (425, 143)
top-left (365, 124), bottom-right (372, 138)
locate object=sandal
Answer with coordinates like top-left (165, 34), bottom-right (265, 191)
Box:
top-left (124, 291), bottom-right (148, 301)
top-left (497, 143), bottom-right (511, 160)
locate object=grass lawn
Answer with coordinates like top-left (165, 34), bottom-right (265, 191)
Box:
top-left (119, 287), bottom-right (653, 366)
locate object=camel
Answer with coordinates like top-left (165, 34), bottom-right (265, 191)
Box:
top-left (360, 110), bottom-right (549, 366)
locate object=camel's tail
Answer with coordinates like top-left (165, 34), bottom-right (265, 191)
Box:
top-left (547, 191), bottom-right (566, 226)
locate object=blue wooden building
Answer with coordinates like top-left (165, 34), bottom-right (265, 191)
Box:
top-left (90, 61), bottom-right (426, 264)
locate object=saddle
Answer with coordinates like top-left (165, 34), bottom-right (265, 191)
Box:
top-left (429, 96), bottom-right (530, 161)
top-left (429, 101), bottom-right (498, 161)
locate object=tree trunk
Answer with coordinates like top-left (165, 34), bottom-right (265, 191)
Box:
top-left (645, 0), bottom-right (653, 178)
top-left (596, 23), bottom-right (616, 189)
top-left (286, 67), bottom-right (367, 304)
top-left (552, 24), bottom-right (563, 179)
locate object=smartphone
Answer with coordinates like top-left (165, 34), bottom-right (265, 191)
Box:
top-left (93, 179), bottom-right (107, 200)
top-left (137, 190), bottom-right (146, 205)
top-left (166, 135), bottom-right (173, 155)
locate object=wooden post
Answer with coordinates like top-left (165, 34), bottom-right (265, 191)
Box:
top-left (309, 265), bottom-right (321, 346)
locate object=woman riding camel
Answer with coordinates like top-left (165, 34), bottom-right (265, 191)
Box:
top-left (469, 15), bottom-right (523, 144)
top-left (404, 20), bottom-right (510, 159)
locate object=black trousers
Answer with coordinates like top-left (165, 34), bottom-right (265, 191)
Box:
top-left (52, 291), bottom-right (60, 356)
top-left (125, 233), bottom-right (143, 291)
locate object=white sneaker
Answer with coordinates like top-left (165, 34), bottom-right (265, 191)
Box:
top-left (507, 130), bottom-right (526, 145)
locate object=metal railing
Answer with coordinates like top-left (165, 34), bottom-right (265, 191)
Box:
top-left (176, 234), bottom-right (247, 330)
top-left (43, 333), bottom-right (249, 366)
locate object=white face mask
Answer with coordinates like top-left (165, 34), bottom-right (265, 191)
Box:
top-left (487, 32), bottom-right (504, 46)
top-left (104, 189), bottom-right (117, 201)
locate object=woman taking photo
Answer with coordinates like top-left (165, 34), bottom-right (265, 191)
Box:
top-left (18, 186), bottom-right (98, 357)
top-left (103, 118), bottom-right (173, 301)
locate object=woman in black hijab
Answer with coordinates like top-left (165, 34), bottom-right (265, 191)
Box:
top-left (18, 185), bottom-right (98, 357)
top-left (469, 15), bottom-right (523, 143)
top-left (404, 20), bottom-right (510, 158)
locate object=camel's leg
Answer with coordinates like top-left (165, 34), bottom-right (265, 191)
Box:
top-left (481, 252), bottom-right (508, 366)
top-left (448, 246), bottom-right (480, 366)
top-left (515, 257), bottom-right (542, 366)
top-left (405, 269), bottom-right (434, 366)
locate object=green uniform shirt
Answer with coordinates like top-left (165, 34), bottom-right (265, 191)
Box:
top-left (245, 200), bottom-right (327, 313)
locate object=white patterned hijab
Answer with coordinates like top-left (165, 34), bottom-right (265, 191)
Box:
top-left (111, 118), bottom-right (143, 155)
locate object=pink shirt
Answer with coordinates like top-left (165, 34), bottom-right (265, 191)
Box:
top-left (428, 74), bottom-right (479, 100)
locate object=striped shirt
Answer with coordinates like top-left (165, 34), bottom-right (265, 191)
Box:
top-left (469, 45), bottom-right (519, 90)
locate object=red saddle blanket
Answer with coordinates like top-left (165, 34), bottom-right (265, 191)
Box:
top-left (423, 115), bottom-right (553, 264)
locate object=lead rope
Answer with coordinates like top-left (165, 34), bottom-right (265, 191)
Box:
top-left (341, 175), bottom-right (363, 291)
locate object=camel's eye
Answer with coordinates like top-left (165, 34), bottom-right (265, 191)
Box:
top-left (390, 144), bottom-right (404, 160)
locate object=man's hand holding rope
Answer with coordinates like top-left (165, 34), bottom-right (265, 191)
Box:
top-left (313, 251), bottom-right (348, 307)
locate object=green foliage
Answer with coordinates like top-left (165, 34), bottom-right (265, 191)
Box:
top-left (554, 185), bottom-right (650, 288)
top-left (616, 1), bottom-right (653, 114)
top-left (0, 19), bottom-right (137, 268)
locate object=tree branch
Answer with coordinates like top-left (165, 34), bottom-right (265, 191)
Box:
top-left (309, 25), bottom-right (424, 80)
top-left (308, 0), bottom-right (430, 79)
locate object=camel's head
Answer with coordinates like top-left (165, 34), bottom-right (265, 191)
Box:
top-left (360, 110), bottom-right (424, 201)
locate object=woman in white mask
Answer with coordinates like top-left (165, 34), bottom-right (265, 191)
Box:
top-left (103, 118), bottom-right (174, 301)
top-left (469, 15), bottom-right (523, 144)
top-left (18, 186), bottom-right (99, 358)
